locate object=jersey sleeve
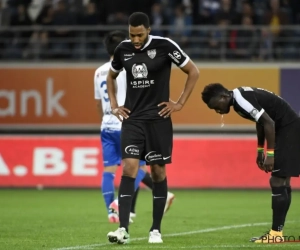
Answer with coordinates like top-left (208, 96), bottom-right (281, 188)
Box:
top-left (165, 38), bottom-right (189, 68)
top-left (233, 88), bottom-right (265, 122)
top-left (94, 70), bottom-right (101, 100)
top-left (110, 46), bottom-right (123, 73)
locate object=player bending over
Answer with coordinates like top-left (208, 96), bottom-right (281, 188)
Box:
top-left (202, 83), bottom-right (300, 243)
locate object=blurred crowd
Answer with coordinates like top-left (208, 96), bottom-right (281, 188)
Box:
top-left (0, 0), bottom-right (300, 60)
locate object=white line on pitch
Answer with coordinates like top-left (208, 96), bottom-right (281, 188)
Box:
top-left (53, 221), bottom-right (295, 250)
top-left (109, 244), bottom-right (300, 249)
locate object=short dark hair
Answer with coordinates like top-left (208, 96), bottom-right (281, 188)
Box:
top-left (103, 30), bottom-right (127, 56)
top-left (128, 12), bottom-right (150, 28)
top-left (201, 83), bottom-right (229, 104)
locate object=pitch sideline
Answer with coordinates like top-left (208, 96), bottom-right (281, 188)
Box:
top-left (53, 221), bottom-right (296, 250)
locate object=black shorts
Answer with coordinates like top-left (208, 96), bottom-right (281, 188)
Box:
top-left (272, 118), bottom-right (300, 177)
top-left (121, 118), bottom-right (173, 165)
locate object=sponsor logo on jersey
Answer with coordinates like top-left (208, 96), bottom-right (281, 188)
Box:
top-left (125, 145), bottom-right (139, 155)
top-left (124, 53), bottom-right (135, 57)
top-left (132, 63), bottom-right (148, 79)
top-left (173, 50), bottom-right (181, 59)
top-left (145, 151), bottom-right (162, 162)
top-left (130, 79), bottom-right (155, 88)
top-left (168, 53), bottom-right (179, 64)
top-left (130, 64), bottom-right (155, 88)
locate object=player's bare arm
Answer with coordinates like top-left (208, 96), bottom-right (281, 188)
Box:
top-left (256, 122), bottom-right (265, 171)
top-left (258, 112), bottom-right (275, 172)
top-left (106, 69), bottom-right (130, 121)
top-left (158, 60), bottom-right (199, 118)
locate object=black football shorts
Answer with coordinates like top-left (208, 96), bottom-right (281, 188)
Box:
top-left (121, 118), bottom-right (173, 165)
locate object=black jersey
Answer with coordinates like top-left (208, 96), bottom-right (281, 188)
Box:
top-left (111, 35), bottom-right (189, 121)
top-left (232, 87), bottom-right (299, 130)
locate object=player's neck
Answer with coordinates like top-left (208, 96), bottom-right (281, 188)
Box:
top-left (139, 35), bottom-right (150, 50)
top-left (110, 56), bottom-right (113, 61)
top-left (144, 36), bottom-right (149, 47)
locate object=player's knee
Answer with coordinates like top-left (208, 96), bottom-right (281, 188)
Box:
top-left (122, 158), bottom-right (139, 177)
top-left (269, 176), bottom-right (286, 187)
top-left (150, 164), bottom-right (166, 182)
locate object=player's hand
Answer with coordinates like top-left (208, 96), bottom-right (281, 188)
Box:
top-left (112, 106), bottom-right (130, 122)
top-left (262, 156), bottom-right (274, 173)
top-left (158, 100), bottom-right (183, 118)
top-left (256, 152), bottom-right (265, 171)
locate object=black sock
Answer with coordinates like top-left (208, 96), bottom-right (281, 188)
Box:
top-left (271, 186), bottom-right (288, 232)
top-left (283, 186), bottom-right (292, 224)
top-left (130, 187), bottom-right (139, 213)
top-left (142, 172), bottom-right (153, 189)
top-left (118, 176), bottom-right (135, 232)
top-left (150, 178), bottom-right (167, 233)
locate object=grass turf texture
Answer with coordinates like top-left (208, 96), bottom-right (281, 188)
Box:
top-left (1, 189), bottom-right (300, 250)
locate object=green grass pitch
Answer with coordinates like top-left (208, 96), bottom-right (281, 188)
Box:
top-left (1, 189), bottom-right (300, 250)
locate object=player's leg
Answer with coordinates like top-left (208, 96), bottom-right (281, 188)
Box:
top-left (145, 119), bottom-right (173, 243)
top-left (102, 166), bottom-right (118, 222)
top-left (284, 177), bottom-right (292, 224)
top-left (107, 122), bottom-right (144, 244)
top-left (100, 129), bottom-right (120, 223)
top-left (119, 158), bottom-right (140, 227)
top-left (270, 176), bottom-right (289, 232)
top-left (252, 176), bottom-right (287, 243)
top-left (253, 121), bottom-right (300, 243)
top-left (130, 162), bottom-right (174, 217)
top-left (109, 156), bottom-right (146, 221)
top-left (149, 163), bottom-right (167, 243)
top-left (141, 164), bottom-right (175, 214)
top-left (107, 158), bottom-right (140, 244)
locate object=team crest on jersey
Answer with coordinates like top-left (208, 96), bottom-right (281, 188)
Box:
top-left (147, 49), bottom-right (156, 59)
top-left (132, 63), bottom-right (148, 79)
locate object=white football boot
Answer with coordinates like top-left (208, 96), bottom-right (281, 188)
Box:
top-left (148, 229), bottom-right (163, 243)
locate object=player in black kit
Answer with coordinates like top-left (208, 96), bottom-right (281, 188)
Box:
top-left (106, 12), bottom-right (199, 244)
top-left (201, 83), bottom-right (300, 243)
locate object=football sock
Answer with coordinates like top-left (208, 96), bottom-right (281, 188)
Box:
top-left (150, 178), bottom-right (168, 233)
top-left (118, 176), bottom-right (135, 232)
top-left (131, 172), bottom-right (153, 213)
top-left (101, 172), bottom-right (115, 212)
top-left (130, 187), bottom-right (139, 213)
top-left (271, 186), bottom-right (288, 231)
top-left (283, 186), bottom-right (292, 225)
top-left (134, 168), bottom-right (146, 190)
top-left (142, 172), bottom-right (153, 189)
